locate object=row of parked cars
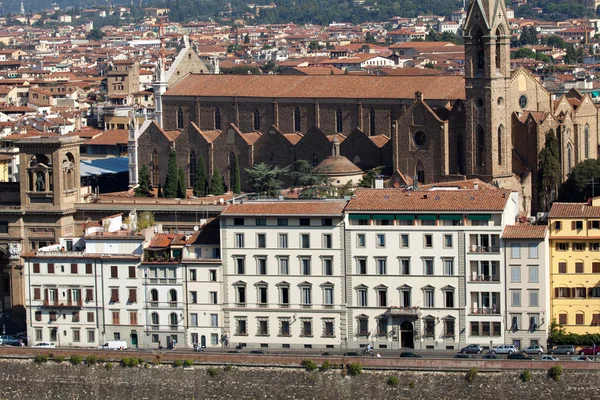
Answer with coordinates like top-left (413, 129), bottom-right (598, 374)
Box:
top-left (458, 344), bottom-right (600, 360)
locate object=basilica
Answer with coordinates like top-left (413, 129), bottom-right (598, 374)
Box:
top-left (132, 0), bottom-right (599, 212)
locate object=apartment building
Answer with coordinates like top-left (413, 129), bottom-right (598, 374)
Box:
top-left (502, 225), bottom-right (549, 350)
top-left (549, 200), bottom-right (600, 335)
top-left (345, 188), bottom-right (520, 350)
top-left (220, 201), bottom-right (347, 350)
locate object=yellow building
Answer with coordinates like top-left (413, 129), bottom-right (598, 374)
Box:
top-left (549, 200), bottom-right (600, 335)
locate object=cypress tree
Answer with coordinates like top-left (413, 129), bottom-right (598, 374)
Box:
top-left (177, 167), bottom-right (186, 198)
top-left (134, 165), bottom-right (152, 197)
top-left (163, 150), bottom-right (178, 198)
top-left (194, 156), bottom-right (207, 197)
top-left (157, 183), bottom-right (163, 198)
top-left (211, 167), bottom-right (224, 195)
top-left (538, 129), bottom-right (561, 211)
top-left (233, 154), bottom-right (241, 194)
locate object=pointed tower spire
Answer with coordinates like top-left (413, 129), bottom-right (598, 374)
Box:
top-left (128, 110), bottom-right (140, 188)
top-left (19, 0), bottom-right (25, 15)
top-left (153, 57), bottom-right (167, 128)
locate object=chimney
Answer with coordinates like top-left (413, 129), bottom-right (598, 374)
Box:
top-left (374, 175), bottom-right (383, 189)
top-left (474, 182), bottom-right (479, 190)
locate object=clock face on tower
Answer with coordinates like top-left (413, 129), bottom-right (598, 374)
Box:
top-left (519, 95), bottom-right (528, 109)
top-left (414, 131), bottom-right (427, 147)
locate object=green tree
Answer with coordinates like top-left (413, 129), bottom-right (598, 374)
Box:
top-left (245, 162), bottom-right (289, 197)
top-left (163, 150), bottom-right (179, 198)
top-left (177, 167), bottom-right (186, 198)
top-left (134, 165), bottom-right (152, 197)
top-left (538, 130), bottom-right (561, 212)
top-left (86, 28), bottom-right (104, 41)
top-left (290, 159), bottom-right (330, 198)
top-left (194, 156), bottom-right (207, 197)
top-left (359, 166), bottom-right (384, 188)
top-left (559, 158), bottom-right (600, 202)
top-left (233, 154), bottom-right (241, 194)
top-left (137, 211), bottom-right (155, 231)
top-left (210, 167), bottom-right (225, 195)
top-left (545, 35), bottom-right (567, 49)
top-left (244, 34), bottom-right (250, 44)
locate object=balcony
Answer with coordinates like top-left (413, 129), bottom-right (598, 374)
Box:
top-left (469, 245), bottom-right (500, 253)
top-left (145, 301), bottom-right (183, 309)
top-left (469, 274), bottom-right (500, 282)
top-left (470, 307), bottom-right (501, 315)
top-left (387, 306), bottom-right (420, 316)
top-left (42, 299), bottom-right (82, 309)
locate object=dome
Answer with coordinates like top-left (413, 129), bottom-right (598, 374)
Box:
top-left (313, 156), bottom-right (363, 176)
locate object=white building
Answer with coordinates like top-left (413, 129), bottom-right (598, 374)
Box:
top-left (220, 201), bottom-right (347, 350)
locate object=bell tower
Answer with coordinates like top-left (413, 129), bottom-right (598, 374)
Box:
top-left (463, 0), bottom-right (512, 179)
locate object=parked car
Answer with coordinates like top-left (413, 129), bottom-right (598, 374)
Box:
top-left (0, 335), bottom-right (21, 346)
top-left (550, 345), bottom-right (576, 355)
top-left (571, 356), bottom-right (594, 361)
top-left (343, 351), bottom-right (362, 357)
top-left (541, 355), bottom-right (559, 361)
top-left (579, 347), bottom-right (600, 356)
top-left (98, 340), bottom-right (127, 350)
top-left (33, 342), bottom-right (56, 349)
top-left (195, 347), bottom-right (204, 352)
top-left (523, 345), bottom-right (545, 355)
top-left (320, 352), bottom-right (332, 356)
top-left (482, 354), bottom-right (500, 360)
top-left (460, 344), bottom-right (483, 354)
top-left (227, 350), bottom-right (241, 354)
top-left (454, 354), bottom-right (471, 359)
top-left (249, 350), bottom-right (265, 354)
top-left (399, 352), bottom-right (422, 358)
top-left (507, 353), bottom-right (533, 360)
top-left (492, 344), bottom-right (518, 355)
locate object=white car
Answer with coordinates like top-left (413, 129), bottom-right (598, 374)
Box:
top-left (492, 344), bottom-right (518, 354)
top-left (571, 356), bottom-right (593, 361)
top-left (33, 342), bottom-right (56, 348)
top-left (541, 355), bottom-right (559, 361)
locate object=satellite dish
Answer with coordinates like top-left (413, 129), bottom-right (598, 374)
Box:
top-left (219, 198), bottom-right (225, 204)
top-left (193, 225), bottom-right (199, 231)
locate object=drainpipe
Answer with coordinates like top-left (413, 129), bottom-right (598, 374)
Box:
top-left (100, 259), bottom-right (106, 345)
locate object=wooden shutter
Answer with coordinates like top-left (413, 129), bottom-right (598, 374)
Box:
top-left (71, 263), bottom-right (77, 274)
top-left (129, 266), bottom-right (136, 278)
top-left (86, 288), bottom-right (93, 302)
top-left (72, 312), bottom-right (79, 323)
top-left (86, 263), bottom-right (93, 274)
top-left (559, 262), bottom-right (566, 273)
top-left (112, 311), bottom-right (120, 325)
top-left (593, 262), bottom-right (600, 273)
top-left (576, 314), bottom-right (584, 325)
top-left (47, 263), bottom-right (54, 273)
top-left (559, 314), bottom-right (567, 325)
top-left (87, 312), bottom-right (94, 322)
top-left (592, 314), bottom-right (600, 326)
top-left (111, 288), bottom-right (119, 302)
top-left (67, 289), bottom-right (72, 304)
top-left (576, 262), bottom-right (584, 273)
top-left (111, 265), bottom-right (118, 278)
top-left (44, 288), bottom-right (48, 304)
top-left (554, 288), bottom-right (559, 298)
top-left (128, 288), bottom-right (136, 303)
top-left (33, 263), bottom-right (40, 273)
top-left (570, 288), bottom-right (576, 298)
top-left (33, 288), bottom-right (40, 300)
top-left (130, 312), bottom-right (138, 325)
top-left (35, 311), bottom-right (41, 322)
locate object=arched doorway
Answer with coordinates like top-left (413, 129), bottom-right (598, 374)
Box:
top-left (131, 331), bottom-right (138, 348)
top-left (201, 335), bottom-right (206, 348)
top-left (400, 321), bottom-right (414, 349)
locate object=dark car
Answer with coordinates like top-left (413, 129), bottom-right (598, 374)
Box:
top-left (400, 352), bottom-right (422, 358)
top-left (482, 354), bottom-right (500, 360)
top-left (550, 345), bottom-right (576, 355)
top-left (343, 351), bottom-right (362, 357)
top-left (227, 350), bottom-right (242, 354)
top-left (249, 350), bottom-right (266, 354)
top-left (454, 354), bottom-right (471, 359)
top-left (460, 344), bottom-right (483, 354)
top-left (579, 347), bottom-right (600, 356)
top-left (320, 352), bottom-right (332, 356)
top-left (507, 352), bottom-right (533, 360)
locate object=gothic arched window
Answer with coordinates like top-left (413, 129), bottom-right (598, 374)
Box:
top-left (567, 143), bottom-right (573, 173)
top-left (457, 135), bottom-right (464, 174)
top-left (293, 107), bottom-right (301, 132)
top-left (497, 125), bottom-right (504, 165)
top-left (253, 110), bottom-right (261, 131)
top-left (369, 108), bottom-right (376, 136)
top-left (189, 151), bottom-right (196, 187)
top-left (477, 125), bottom-right (485, 167)
top-left (177, 107), bottom-right (184, 130)
top-left (335, 109), bottom-right (343, 133)
top-left (416, 161), bottom-right (425, 184)
top-left (585, 124), bottom-right (590, 159)
top-left (495, 27), bottom-right (504, 74)
top-left (214, 107), bottom-right (221, 130)
top-left (474, 28), bottom-right (485, 71)
top-left (152, 149), bottom-right (159, 186)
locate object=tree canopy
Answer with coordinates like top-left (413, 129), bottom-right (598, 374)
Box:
top-left (558, 158), bottom-right (600, 202)
top-left (537, 130), bottom-right (561, 212)
top-left (245, 162), bottom-right (289, 197)
top-left (163, 150), bottom-right (179, 198)
top-left (134, 165), bottom-right (152, 197)
top-left (194, 156), bottom-right (207, 197)
top-left (210, 167), bottom-right (225, 196)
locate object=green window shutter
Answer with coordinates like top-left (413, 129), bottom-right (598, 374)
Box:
top-left (467, 214), bottom-right (491, 221)
top-left (417, 214), bottom-right (437, 221)
top-left (372, 214), bottom-right (394, 220)
top-left (395, 214), bottom-right (415, 221)
top-left (439, 214), bottom-right (462, 221)
top-left (348, 214), bottom-right (371, 221)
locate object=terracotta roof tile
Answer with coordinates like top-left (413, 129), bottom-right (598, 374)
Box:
top-left (502, 225), bottom-right (547, 239)
top-left (548, 202), bottom-right (600, 218)
top-left (240, 131), bottom-right (262, 145)
top-left (87, 129), bottom-right (128, 145)
top-left (149, 233), bottom-right (185, 248)
top-left (346, 188), bottom-right (511, 212)
top-left (221, 201), bottom-right (347, 216)
top-left (283, 132), bottom-right (303, 145)
top-left (369, 134), bottom-right (389, 148)
top-left (164, 74), bottom-right (466, 101)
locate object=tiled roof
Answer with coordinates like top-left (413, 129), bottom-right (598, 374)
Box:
top-left (283, 132), bottom-right (303, 145)
top-left (186, 218), bottom-right (220, 245)
top-left (346, 188), bottom-right (511, 212)
top-left (164, 74), bottom-right (466, 101)
top-left (87, 129), bottom-right (128, 145)
top-left (369, 134), bottom-right (390, 148)
top-left (502, 225), bottom-right (547, 239)
top-left (313, 156), bottom-right (362, 175)
top-left (221, 201), bottom-right (347, 216)
top-left (149, 233), bottom-right (185, 248)
top-left (548, 202), bottom-right (600, 218)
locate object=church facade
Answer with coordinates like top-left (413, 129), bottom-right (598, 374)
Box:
top-left (134, 0), bottom-right (599, 212)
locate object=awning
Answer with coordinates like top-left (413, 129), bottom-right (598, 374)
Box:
top-left (439, 214), bottom-right (462, 221)
top-left (348, 214), bottom-right (370, 220)
top-left (80, 157), bottom-right (129, 177)
top-left (468, 214), bottom-right (491, 221)
top-left (417, 214), bottom-right (437, 221)
top-left (395, 214), bottom-right (415, 221)
top-left (372, 214), bottom-right (394, 220)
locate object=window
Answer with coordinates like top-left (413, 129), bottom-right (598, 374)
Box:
top-left (256, 218), bottom-right (266, 226)
top-left (400, 287), bottom-right (411, 307)
top-left (444, 234), bottom-right (453, 248)
top-left (558, 262), bottom-right (567, 274)
top-left (87, 312), bottom-right (94, 323)
top-left (210, 292), bottom-right (217, 304)
top-left (258, 286), bottom-right (268, 305)
top-left (169, 289), bottom-right (177, 303)
top-left (279, 258), bottom-right (289, 275)
top-left (302, 319), bottom-right (313, 336)
top-left (594, 262), bottom-right (600, 273)
top-left (576, 313), bottom-right (585, 325)
top-left (253, 110), bottom-right (261, 131)
top-left (424, 318), bottom-right (435, 336)
top-left (573, 261), bottom-right (584, 273)
top-left (48, 263), bottom-right (54, 274)
top-left (189, 269), bottom-right (197, 281)
top-left (377, 288), bottom-right (387, 307)
top-left (301, 234), bottom-right (310, 249)
top-left (210, 270), bottom-right (217, 281)
top-left (400, 234), bottom-right (409, 248)
top-left (510, 243), bottom-right (520, 259)
top-left (233, 218), bottom-right (244, 226)
top-left (214, 107), bottom-right (221, 130)
top-left (190, 313), bottom-right (198, 327)
top-left (280, 319), bottom-right (291, 336)
top-left (376, 234), bottom-right (385, 247)
top-left (424, 289), bottom-right (434, 308)
top-left (257, 319), bottom-right (268, 335)
top-left (529, 290), bottom-right (539, 307)
top-left (128, 266), bottom-right (136, 278)
top-left (377, 318), bottom-right (388, 336)
top-left (33, 288), bottom-right (41, 300)
top-left (257, 257), bottom-right (267, 275)
top-left (511, 266), bottom-right (521, 282)
top-left (324, 287), bottom-right (334, 305)
top-left (511, 290), bottom-right (521, 307)
top-left (88, 330), bottom-right (95, 343)
top-left (235, 233), bottom-right (244, 248)
top-left (335, 108), bottom-right (343, 133)
top-left (322, 234), bottom-right (332, 249)
top-left (190, 291), bottom-right (197, 304)
top-left (112, 310), bottom-right (120, 325)
top-left (357, 258), bottom-right (367, 275)
top-left (322, 218), bottom-right (333, 226)
top-left (110, 288), bottom-right (119, 303)
top-left (444, 259), bottom-right (454, 275)
top-left (323, 258), bottom-right (333, 276)
top-left (278, 234), bottom-right (288, 249)
top-left (400, 258), bottom-right (410, 275)
top-left (277, 218), bottom-right (288, 226)
top-left (86, 264), bottom-right (92, 274)
top-left (301, 258), bottom-right (311, 275)
top-left (354, 234), bottom-right (365, 248)
top-left (444, 319), bottom-right (455, 337)
top-left (301, 286), bottom-right (312, 305)
top-left (257, 234), bottom-right (266, 248)
top-left (528, 266), bottom-right (539, 283)
top-left (279, 286), bottom-right (290, 306)
top-left (236, 258), bottom-right (245, 274)
top-left (299, 218), bottom-right (310, 226)
top-left (510, 314), bottom-right (520, 331)
top-left (170, 313), bottom-right (179, 327)
top-left (71, 263), bottom-right (78, 274)
top-left (35, 329), bottom-right (42, 341)
top-left (573, 243), bottom-right (585, 251)
top-left (424, 258), bottom-right (434, 275)
top-left (592, 314), bottom-right (600, 326)
top-left (110, 265), bottom-right (118, 278)
top-left (293, 107), bottom-right (301, 132)
top-left (129, 311), bottom-right (137, 325)
top-left (556, 243), bottom-right (569, 251)
top-left (358, 318), bottom-right (368, 335)
top-left (357, 287), bottom-right (368, 307)
top-left (528, 243), bottom-right (538, 258)
top-left (323, 319), bottom-right (334, 337)
top-left (424, 234), bottom-right (432, 248)
top-left (210, 314), bottom-right (218, 328)
top-left (35, 311), bottom-right (42, 321)
top-left (236, 286), bottom-right (246, 305)
top-left (557, 287), bottom-right (570, 298)
top-left (377, 258), bottom-right (387, 275)
top-left (33, 263), bottom-right (40, 273)
top-left (128, 288), bottom-right (137, 303)
top-left (575, 220), bottom-right (583, 230)
top-left (559, 313), bottom-right (567, 325)
top-left (236, 318), bottom-right (247, 335)
top-left (445, 290), bottom-right (454, 308)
